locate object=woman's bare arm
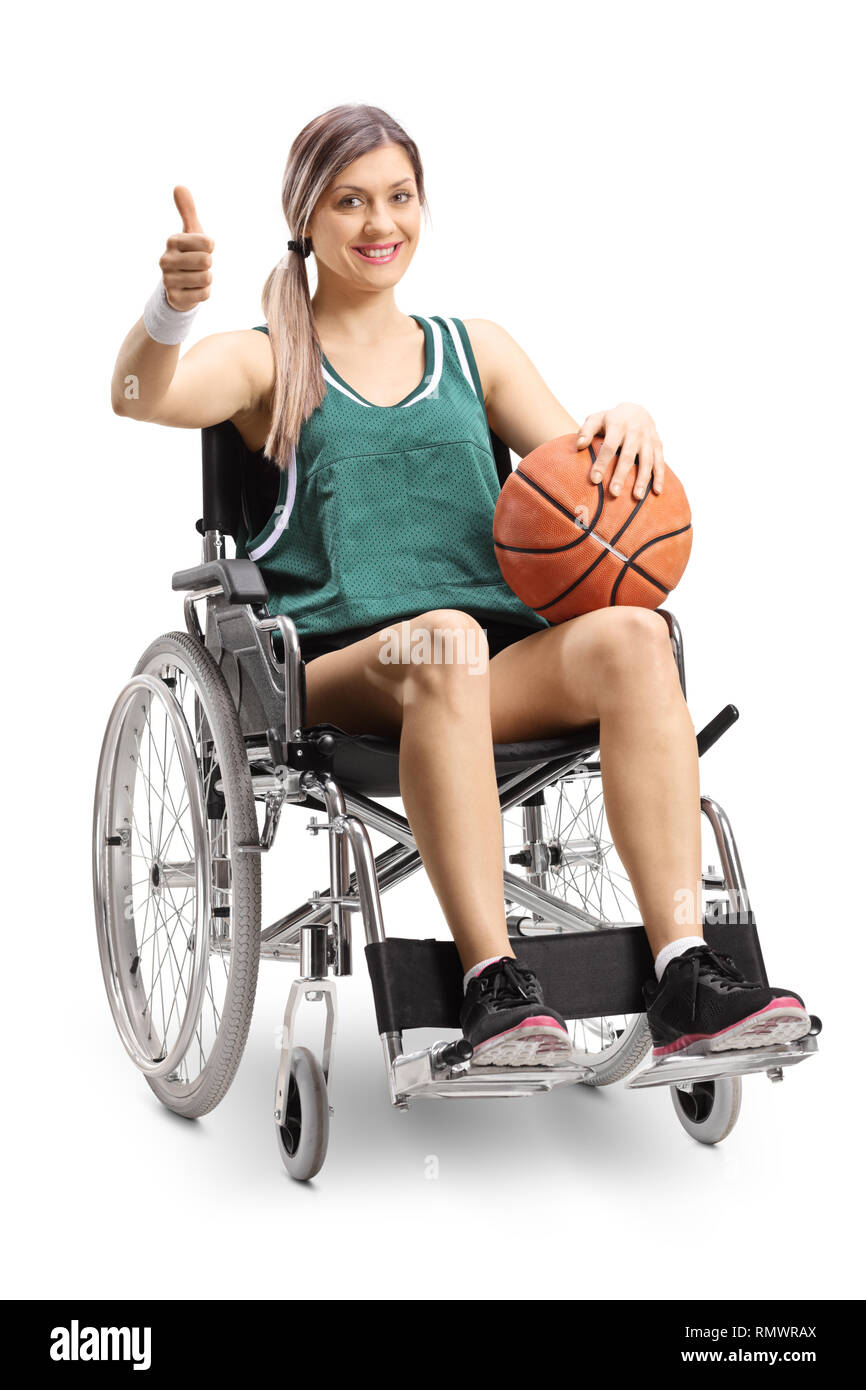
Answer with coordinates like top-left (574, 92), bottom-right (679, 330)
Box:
top-left (110, 185), bottom-right (274, 434)
top-left (465, 318), bottom-right (665, 498)
top-left (111, 324), bottom-right (273, 430)
top-left (462, 318), bottom-right (580, 458)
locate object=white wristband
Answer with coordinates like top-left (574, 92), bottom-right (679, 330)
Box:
top-left (142, 280), bottom-right (200, 345)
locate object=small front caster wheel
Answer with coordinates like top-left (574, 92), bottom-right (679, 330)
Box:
top-left (671, 1076), bottom-right (741, 1145)
top-left (275, 1046), bottom-right (330, 1181)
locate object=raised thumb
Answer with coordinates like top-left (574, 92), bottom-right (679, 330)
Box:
top-left (173, 185), bottom-right (203, 234)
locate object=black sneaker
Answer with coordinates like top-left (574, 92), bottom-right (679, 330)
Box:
top-left (643, 944), bottom-right (810, 1058)
top-left (459, 956), bottom-right (574, 1066)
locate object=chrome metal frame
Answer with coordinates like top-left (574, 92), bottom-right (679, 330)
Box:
top-left (627, 1032), bottom-right (819, 1090)
top-left (275, 974), bottom-right (337, 1126)
top-left (254, 614), bottom-right (305, 742)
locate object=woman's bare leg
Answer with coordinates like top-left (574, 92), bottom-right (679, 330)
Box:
top-left (303, 605), bottom-right (702, 969)
top-left (487, 607), bottom-right (703, 958)
top-left (391, 613), bottom-right (515, 971)
top-left (304, 610), bottom-right (518, 971)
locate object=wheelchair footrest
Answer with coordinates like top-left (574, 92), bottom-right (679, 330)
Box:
top-left (392, 1044), bottom-right (593, 1100)
top-left (625, 1032), bottom-right (819, 1089)
top-left (364, 918), bottom-right (769, 1034)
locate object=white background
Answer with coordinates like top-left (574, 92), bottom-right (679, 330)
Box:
top-left (4, 0), bottom-right (863, 1301)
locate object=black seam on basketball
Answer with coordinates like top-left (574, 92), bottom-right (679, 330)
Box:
top-left (610, 563), bottom-right (660, 605)
top-left (495, 444), bottom-right (650, 556)
top-left (631, 522), bottom-right (692, 555)
top-left (609, 488), bottom-right (650, 547)
top-left (608, 524), bottom-right (691, 605)
top-left (523, 444), bottom-right (604, 527)
top-left (493, 461), bottom-right (605, 554)
top-left (534, 523), bottom-right (689, 612)
top-left (494, 441), bottom-right (688, 614)
top-left (533, 539), bottom-right (612, 609)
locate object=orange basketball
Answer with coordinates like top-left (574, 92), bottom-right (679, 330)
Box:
top-left (493, 432), bottom-right (693, 620)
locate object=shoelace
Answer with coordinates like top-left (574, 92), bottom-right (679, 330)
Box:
top-left (479, 957), bottom-right (542, 1007)
top-left (676, 947), bottom-right (751, 1023)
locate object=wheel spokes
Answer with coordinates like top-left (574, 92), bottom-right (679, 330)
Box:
top-left (111, 663), bottom-right (235, 1084)
top-left (501, 771), bottom-right (647, 1066)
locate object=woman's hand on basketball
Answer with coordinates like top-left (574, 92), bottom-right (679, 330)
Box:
top-left (575, 403), bottom-right (665, 499)
top-left (159, 186), bottom-right (215, 310)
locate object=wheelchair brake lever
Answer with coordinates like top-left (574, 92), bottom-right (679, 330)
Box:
top-left (267, 727), bottom-right (285, 768)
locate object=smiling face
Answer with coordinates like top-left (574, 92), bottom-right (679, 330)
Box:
top-left (307, 143), bottom-right (421, 285)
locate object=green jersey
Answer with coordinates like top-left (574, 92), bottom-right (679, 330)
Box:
top-left (236, 314), bottom-right (549, 642)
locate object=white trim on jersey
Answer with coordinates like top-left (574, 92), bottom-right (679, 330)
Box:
top-left (319, 369), bottom-right (370, 407)
top-left (319, 315), bottom-right (445, 407)
top-left (247, 443), bottom-right (297, 561)
top-left (439, 317), bottom-right (478, 395)
top-left (406, 315), bottom-right (443, 404)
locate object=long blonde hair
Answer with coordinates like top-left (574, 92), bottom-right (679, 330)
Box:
top-left (261, 104), bottom-right (429, 470)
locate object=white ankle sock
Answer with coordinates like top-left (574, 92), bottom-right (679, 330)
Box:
top-left (463, 955), bottom-right (509, 993)
top-left (654, 936), bottom-right (706, 982)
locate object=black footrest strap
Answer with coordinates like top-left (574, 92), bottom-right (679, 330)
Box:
top-left (363, 918), bottom-right (768, 1035)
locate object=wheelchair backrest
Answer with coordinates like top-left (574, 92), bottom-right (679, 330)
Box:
top-left (198, 416), bottom-right (516, 544)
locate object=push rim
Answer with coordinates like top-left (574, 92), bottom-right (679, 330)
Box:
top-left (133, 636), bottom-right (260, 1108)
top-left (93, 673), bottom-right (211, 1077)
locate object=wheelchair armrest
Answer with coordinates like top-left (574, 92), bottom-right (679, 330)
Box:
top-left (171, 559), bottom-right (269, 605)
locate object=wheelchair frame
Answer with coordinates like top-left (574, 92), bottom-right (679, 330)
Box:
top-left (94, 418), bottom-right (819, 1178)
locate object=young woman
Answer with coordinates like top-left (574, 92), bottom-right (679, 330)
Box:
top-left (111, 103), bottom-right (810, 1068)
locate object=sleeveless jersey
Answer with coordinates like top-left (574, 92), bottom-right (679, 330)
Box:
top-left (235, 315), bottom-right (550, 643)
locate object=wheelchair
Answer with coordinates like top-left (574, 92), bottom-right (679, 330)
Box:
top-left (92, 417), bottom-right (820, 1180)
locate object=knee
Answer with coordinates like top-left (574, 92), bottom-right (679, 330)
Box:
top-left (398, 609), bottom-right (490, 685)
top-left (415, 608), bottom-right (487, 640)
top-left (591, 606), bottom-right (673, 682)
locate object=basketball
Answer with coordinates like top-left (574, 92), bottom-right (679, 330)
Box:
top-left (493, 432), bottom-right (693, 621)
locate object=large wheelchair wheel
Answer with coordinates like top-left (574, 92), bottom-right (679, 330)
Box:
top-left (502, 765), bottom-right (651, 1085)
top-left (93, 631), bottom-right (261, 1118)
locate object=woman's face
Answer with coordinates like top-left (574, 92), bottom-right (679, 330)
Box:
top-left (308, 143), bottom-right (421, 286)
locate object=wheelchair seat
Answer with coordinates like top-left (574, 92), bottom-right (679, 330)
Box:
top-left (300, 719), bottom-right (601, 797)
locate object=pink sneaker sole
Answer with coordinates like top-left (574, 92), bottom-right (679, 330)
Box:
top-left (471, 1015), bottom-right (575, 1068)
top-left (652, 997), bottom-right (811, 1058)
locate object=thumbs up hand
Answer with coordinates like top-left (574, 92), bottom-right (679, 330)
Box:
top-left (159, 186), bottom-right (215, 310)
